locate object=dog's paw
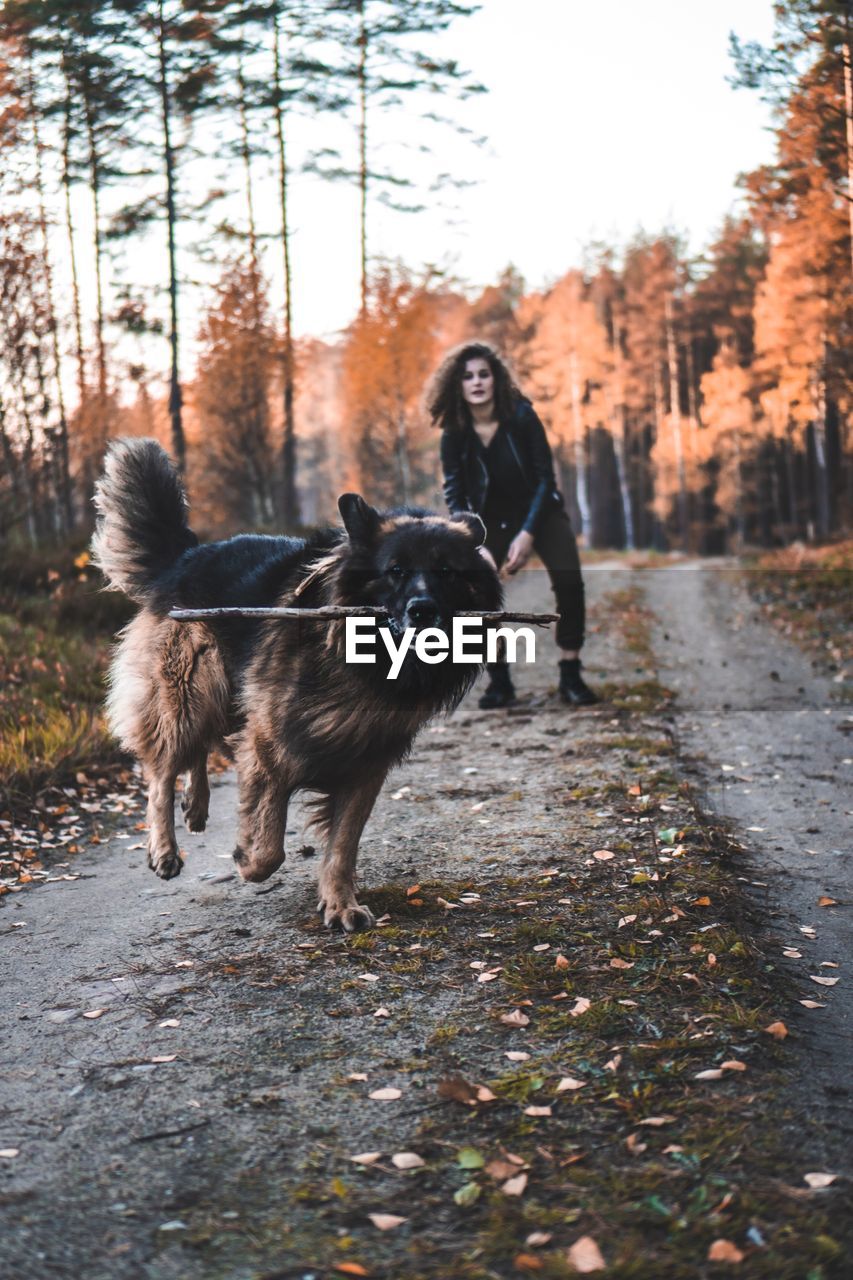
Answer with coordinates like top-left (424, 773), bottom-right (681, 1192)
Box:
top-left (232, 845), bottom-right (284, 882)
top-left (318, 898), bottom-right (375, 933)
top-left (148, 846), bottom-right (183, 879)
top-left (181, 795), bottom-right (208, 833)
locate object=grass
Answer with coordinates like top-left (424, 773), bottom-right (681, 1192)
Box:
top-left (0, 544), bottom-right (130, 809)
top-left (743, 540), bottom-right (852, 683)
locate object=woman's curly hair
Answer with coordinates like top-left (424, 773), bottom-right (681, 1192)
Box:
top-left (425, 341), bottom-right (521, 432)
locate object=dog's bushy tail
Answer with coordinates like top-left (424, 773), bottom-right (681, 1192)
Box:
top-left (91, 438), bottom-right (197, 603)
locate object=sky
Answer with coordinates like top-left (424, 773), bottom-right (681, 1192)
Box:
top-left (277, 0), bottom-right (778, 338)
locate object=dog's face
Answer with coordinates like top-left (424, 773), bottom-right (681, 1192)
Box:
top-left (336, 493), bottom-right (502, 650)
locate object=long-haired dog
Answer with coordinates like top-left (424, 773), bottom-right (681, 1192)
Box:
top-left (92, 440), bottom-right (502, 931)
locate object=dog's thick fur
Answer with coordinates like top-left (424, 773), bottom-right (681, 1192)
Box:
top-left (92, 439), bottom-right (502, 930)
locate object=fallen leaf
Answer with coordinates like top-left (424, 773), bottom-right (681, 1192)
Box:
top-left (783, 948), bottom-right (803, 958)
top-left (506, 1051), bottom-right (530, 1062)
top-left (625, 1132), bottom-right (647, 1155)
top-left (592, 849), bottom-right (615, 861)
top-left (501, 1009), bottom-right (530, 1028)
top-left (566, 1235), bottom-right (606, 1272)
top-left (453, 1181), bottom-right (481, 1207)
top-left (556, 1076), bottom-right (586, 1092)
top-left (350, 1152), bottom-right (382, 1165)
top-left (721, 1060), bottom-right (746, 1072)
top-left (526, 1231), bottom-right (553, 1247)
top-left (456, 1147), bottom-right (485, 1170)
top-left (391, 1152), bottom-right (424, 1170)
top-left (707, 1239), bottom-right (744, 1264)
top-left (373, 1007), bottom-right (390, 1018)
top-left (158, 1018), bottom-right (180, 1029)
top-left (478, 970), bottom-right (501, 983)
top-left (532, 943), bottom-right (550, 952)
top-left (523, 1105), bottom-right (552, 1117)
top-left (335, 1265), bottom-right (370, 1277)
top-left (348, 1073), bottom-right (369, 1082)
top-left (695, 1069), bottom-right (725, 1080)
top-left (82, 1008), bottom-right (107, 1019)
top-left (809, 975), bottom-right (839, 987)
top-left (817, 896), bottom-right (837, 907)
top-left (637, 1115), bottom-right (677, 1126)
top-left (570, 997), bottom-right (591, 1017)
top-left (367, 1213), bottom-right (406, 1231)
top-left (513, 1253), bottom-right (543, 1271)
top-left (618, 915), bottom-right (637, 928)
top-left (764, 1021), bottom-right (788, 1040)
top-left (406, 883), bottom-right (421, 896)
top-left (502, 1172), bottom-right (528, 1196)
top-left (438, 1076), bottom-right (492, 1106)
top-left (436, 896), bottom-right (459, 910)
top-left (604, 1054), bottom-right (621, 1072)
top-left (804, 1172), bottom-right (838, 1188)
top-left (485, 1157), bottom-right (522, 1180)
top-left (610, 958), bottom-right (634, 970)
top-left (368, 1087), bottom-right (401, 1101)
top-left (554, 953), bottom-right (570, 970)
top-left (151, 1054), bottom-right (177, 1064)
top-left (0, 1148), bottom-right (20, 1158)
top-left (693, 896), bottom-right (711, 907)
top-left (799, 999), bottom-right (826, 1009)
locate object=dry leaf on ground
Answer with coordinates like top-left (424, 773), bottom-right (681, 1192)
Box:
top-left (350, 1152), bottom-right (382, 1165)
top-left (501, 1009), bottom-right (530, 1028)
top-left (804, 1172), bottom-right (838, 1188)
top-left (566, 1235), bottom-right (606, 1272)
top-left (707, 1239), bottom-right (744, 1263)
top-left (764, 1021), bottom-right (788, 1040)
top-left (391, 1152), bottom-right (424, 1170)
top-left (556, 1076), bottom-right (586, 1092)
top-left (501, 1172), bottom-right (528, 1196)
top-left (368, 1087), bottom-right (401, 1101)
top-left (367, 1213), bottom-right (406, 1231)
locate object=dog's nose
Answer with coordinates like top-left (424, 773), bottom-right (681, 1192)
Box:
top-left (406, 596), bottom-right (439, 626)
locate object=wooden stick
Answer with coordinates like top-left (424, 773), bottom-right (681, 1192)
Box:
top-left (168, 606), bottom-right (559, 625)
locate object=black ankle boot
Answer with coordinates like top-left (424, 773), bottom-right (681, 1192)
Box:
top-left (478, 662), bottom-right (516, 709)
top-left (559, 658), bottom-right (598, 706)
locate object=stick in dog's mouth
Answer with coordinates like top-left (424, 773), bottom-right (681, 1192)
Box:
top-left (168, 606), bottom-right (559, 624)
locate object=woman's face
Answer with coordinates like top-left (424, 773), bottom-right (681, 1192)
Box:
top-left (460, 358), bottom-right (495, 410)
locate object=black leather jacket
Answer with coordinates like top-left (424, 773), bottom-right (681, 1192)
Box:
top-left (440, 397), bottom-right (563, 537)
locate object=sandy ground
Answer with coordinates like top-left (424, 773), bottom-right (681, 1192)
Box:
top-left (1, 562), bottom-right (850, 1279)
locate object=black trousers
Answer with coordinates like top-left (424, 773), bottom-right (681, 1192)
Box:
top-left (484, 505), bottom-right (585, 652)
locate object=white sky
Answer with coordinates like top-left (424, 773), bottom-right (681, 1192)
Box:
top-left (281, 0), bottom-right (778, 338)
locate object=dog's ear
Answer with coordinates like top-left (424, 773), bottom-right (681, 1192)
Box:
top-left (452, 511), bottom-right (486, 547)
top-left (338, 493), bottom-right (380, 545)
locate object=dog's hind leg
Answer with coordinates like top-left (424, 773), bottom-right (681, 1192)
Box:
top-left (317, 772), bottom-right (387, 933)
top-left (181, 754), bottom-right (210, 833)
top-left (232, 738), bottom-right (290, 882)
top-left (146, 766), bottom-right (183, 879)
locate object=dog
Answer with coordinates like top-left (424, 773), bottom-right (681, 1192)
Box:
top-left (92, 439), bottom-right (502, 931)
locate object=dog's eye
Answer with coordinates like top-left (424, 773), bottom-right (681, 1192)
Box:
top-left (387, 564), bottom-right (405, 576)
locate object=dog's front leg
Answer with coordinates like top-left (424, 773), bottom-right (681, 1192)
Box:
top-left (146, 767), bottom-right (183, 879)
top-left (317, 772), bottom-right (387, 932)
top-left (233, 736), bottom-right (290, 882)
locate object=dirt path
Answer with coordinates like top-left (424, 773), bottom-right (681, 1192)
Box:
top-left (642, 562), bottom-right (853, 1147)
top-left (2, 565), bottom-right (851, 1280)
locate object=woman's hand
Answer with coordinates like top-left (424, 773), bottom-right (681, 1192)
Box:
top-left (503, 529), bottom-right (534, 575)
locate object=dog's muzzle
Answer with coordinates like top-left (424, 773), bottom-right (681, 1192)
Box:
top-left (404, 595), bottom-right (441, 630)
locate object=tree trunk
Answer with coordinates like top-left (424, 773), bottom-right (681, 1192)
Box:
top-left (810, 339), bottom-right (831, 538)
top-left (612, 327), bottom-right (635, 550)
top-left (665, 295), bottom-right (688, 547)
top-left (30, 60), bottom-right (73, 534)
top-left (272, 1), bottom-right (298, 527)
top-left (157, 0), bottom-right (185, 472)
top-left (81, 68), bottom-right (108, 409)
top-left (568, 350), bottom-right (591, 541)
top-left (842, 18), bottom-right (853, 278)
top-left (357, 0), bottom-right (368, 314)
top-left (237, 52), bottom-right (260, 311)
top-left (61, 67), bottom-right (86, 414)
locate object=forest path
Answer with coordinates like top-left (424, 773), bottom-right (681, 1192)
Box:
top-left (642, 561), bottom-right (853, 1142)
top-left (2, 563), bottom-right (851, 1280)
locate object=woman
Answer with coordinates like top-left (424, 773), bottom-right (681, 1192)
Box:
top-left (427, 341), bottom-right (597, 709)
